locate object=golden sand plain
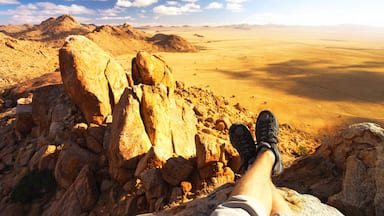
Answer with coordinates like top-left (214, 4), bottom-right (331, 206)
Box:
top-left (120, 25), bottom-right (384, 135)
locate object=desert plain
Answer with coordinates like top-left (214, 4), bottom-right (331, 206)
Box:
top-left (139, 25), bottom-right (384, 135)
top-left (1, 23), bottom-right (384, 137)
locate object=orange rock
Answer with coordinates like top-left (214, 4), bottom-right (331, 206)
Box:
top-left (59, 35), bottom-right (129, 124)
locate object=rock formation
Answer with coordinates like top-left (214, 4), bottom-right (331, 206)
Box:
top-left (59, 35), bottom-right (129, 125)
top-left (275, 122), bottom-right (384, 216)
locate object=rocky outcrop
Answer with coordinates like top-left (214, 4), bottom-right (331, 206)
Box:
top-left (108, 51), bottom-right (197, 186)
top-left (153, 183), bottom-right (343, 216)
top-left (107, 87), bottom-right (152, 184)
top-left (59, 35), bottom-right (129, 125)
top-left (276, 123), bottom-right (384, 216)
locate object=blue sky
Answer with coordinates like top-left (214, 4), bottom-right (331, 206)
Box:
top-left (0, 0), bottom-right (383, 26)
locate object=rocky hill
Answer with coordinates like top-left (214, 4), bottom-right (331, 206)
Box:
top-left (0, 14), bottom-right (197, 52)
top-left (0, 15), bottom-right (197, 90)
top-left (0, 35), bottom-right (383, 216)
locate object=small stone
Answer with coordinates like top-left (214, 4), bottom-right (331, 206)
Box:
top-left (161, 157), bottom-right (194, 186)
top-left (181, 181), bottom-right (192, 194)
top-left (215, 121), bottom-right (226, 131)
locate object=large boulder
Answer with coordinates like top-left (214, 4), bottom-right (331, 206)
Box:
top-left (132, 51), bottom-right (175, 91)
top-left (107, 87), bottom-right (152, 184)
top-left (275, 123), bottom-right (384, 216)
top-left (59, 35), bottom-right (129, 124)
top-left (141, 84), bottom-right (173, 162)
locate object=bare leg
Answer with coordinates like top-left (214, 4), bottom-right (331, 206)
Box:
top-left (230, 150), bottom-right (274, 213)
top-left (270, 182), bottom-right (292, 215)
top-left (231, 150), bottom-right (292, 216)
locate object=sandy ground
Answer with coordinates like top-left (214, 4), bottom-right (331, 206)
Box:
top-left (121, 26), bottom-right (384, 136)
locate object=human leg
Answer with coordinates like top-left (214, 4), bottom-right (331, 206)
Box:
top-left (230, 150), bottom-right (275, 214)
top-left (211, 110), bottom-right (291, 216)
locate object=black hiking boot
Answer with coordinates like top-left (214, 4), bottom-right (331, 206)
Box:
top-left (229, 123), bottom-right (257, 174)
top-left (255, 110), bottom-right (284, 175)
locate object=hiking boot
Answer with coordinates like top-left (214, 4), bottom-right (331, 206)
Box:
top-left (229, 123), bottom-right (256, 173)
top-left (255, 110), bottom-right (284, 175)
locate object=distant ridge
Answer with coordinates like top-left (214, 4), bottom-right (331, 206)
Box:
top-left (0, 14), bottom-right (196, 52)
top-left (148, 34), bottom-right (197, 52)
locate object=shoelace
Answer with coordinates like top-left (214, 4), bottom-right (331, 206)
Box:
top-left (259, 120), bottom-right (277, 144)
top-left (237, 136), bottom-right (254, 158)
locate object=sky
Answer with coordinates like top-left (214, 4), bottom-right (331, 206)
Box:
top-left (0, 0), bottom-right (383, 26)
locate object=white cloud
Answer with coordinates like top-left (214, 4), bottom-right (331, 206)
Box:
top-left (225, 0), bottom-right (246, 12)
top-left (206, 2), bottom-right (223, 9)
top-left (33, 2), bottom-right (94, 15)
top-left (153, 5), bottom-right (181, 15)
top-left (153, 3), bottom-right (200, 15)
top-left (116, 0), bottom-right (157, 8)
top-left (0, 2), bottom-right (94, 24)
top-left (225, 0), bottom-right (246, 3)
top-left (133, 0), bottom-right (158, 7)
top-left (97, 16), bottom-right (134, 21)
top-left (98, 7), bottom-right (125, 17)
top-left (226, 2), bottom-right (243, 12)
top-left (183, 3), bottom-right (200, 12)
top-left (182, 0), bottom-right (198, 2)
top-left (0, 0), bottom-right (19, 4)
top-left (116, 0), bottom-right (132, 7)
top-left (167, 1), bottom-right (179, 6)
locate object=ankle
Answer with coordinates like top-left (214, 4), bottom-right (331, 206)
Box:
top-left (257, 148), bottom-right (275, 165)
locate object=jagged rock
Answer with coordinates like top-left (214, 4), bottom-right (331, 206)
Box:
top-left (32, 84), bottom-right (81, 144)
top-left (161, 156), bottom-right (194, 186)
top-left (29, 145), bottom-right (57, 170)
top-left (140, 168), bottom-right (168, 212)
top-left (54, 143), bottom-right (98, 189)
top-left (169, 97), bottom-right (197, 159)
top-left (85, 124), bottom-right (105, 154)
top-left (276, 123), bottom-right (384, 216)
top-left (59, 35), bottom-right (129, 124)
top-left (141, 84), bottom-right (173, 162)
top-left (107, 88), bottom-right (152, 184)
top-left (141, 84), bottom-right (198, 164)
top-left (45, 165), bottom-right (99, 216)
top-left (14, 96), bottom-right (34, 134)
top-left (132, 51), bottom-right (175, 91)
top-left (195, 134), bottom-right (224, 169)
top-left (15, 144), bottom-right (35, 167)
